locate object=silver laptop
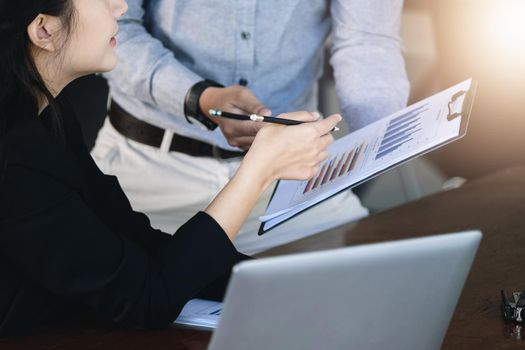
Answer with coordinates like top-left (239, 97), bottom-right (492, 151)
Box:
top-left (207, 230), bottom-right (481, 350)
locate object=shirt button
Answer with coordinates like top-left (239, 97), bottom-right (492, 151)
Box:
top-left (239, 78), bottom-right (248, 86)
top-left (241, 31), bottom-right (251, 40)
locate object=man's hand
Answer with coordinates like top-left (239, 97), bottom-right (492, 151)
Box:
top-left (199, 85), bottom-right (271, 150)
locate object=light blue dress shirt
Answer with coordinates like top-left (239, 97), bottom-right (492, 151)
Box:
top-left (106, 0), bottom-right (409, 151)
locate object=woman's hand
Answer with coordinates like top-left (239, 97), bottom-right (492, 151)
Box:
top-left (205, 111), bottom-right (342, 240)
top-left (242, 112), bottom-right (342, 188)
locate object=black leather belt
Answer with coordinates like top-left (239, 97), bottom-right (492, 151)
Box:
top-left (108, 101), bottom-right (245, 159)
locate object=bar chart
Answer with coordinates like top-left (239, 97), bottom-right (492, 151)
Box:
top-left (375, 104), bottom-right (428, 160)
top-left (303, 143), bottom-right (365, 194)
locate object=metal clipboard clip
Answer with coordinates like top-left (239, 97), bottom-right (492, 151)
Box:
top-left (447, 90), bottom-right (468, 121)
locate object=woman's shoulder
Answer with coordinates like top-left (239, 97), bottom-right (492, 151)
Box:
top-left (4, 95), bottom-right (82, 147)
top-left (1, 102), bottom-right (86, 194)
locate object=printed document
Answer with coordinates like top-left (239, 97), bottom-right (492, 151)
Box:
top-left (174, 299), bottom-right (222, 330)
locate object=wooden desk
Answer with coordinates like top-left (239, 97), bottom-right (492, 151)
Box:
top-left (2, 166), bottom-right (525, 349)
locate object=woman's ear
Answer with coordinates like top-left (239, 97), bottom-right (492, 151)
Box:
top-left (26, 14), bottom-right (62, 52)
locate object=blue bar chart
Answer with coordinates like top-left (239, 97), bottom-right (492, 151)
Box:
top-left (375, 105), bottom-right (428, 160)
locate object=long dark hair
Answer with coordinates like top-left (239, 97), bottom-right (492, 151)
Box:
top-left (0, 0), bottom-right (76, 180)
top-left (0, 0), bottom-right (76, 135)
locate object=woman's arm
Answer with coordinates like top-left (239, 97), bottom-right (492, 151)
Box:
top-left (205, 112), bottom-right (341, 240)
top-left (0, 166), bottom-right (242, 331)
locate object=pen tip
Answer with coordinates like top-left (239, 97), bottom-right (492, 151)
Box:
top-left (209, 109), bottom-right (219, 116)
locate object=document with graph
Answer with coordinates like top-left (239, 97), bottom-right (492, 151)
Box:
top-left (259, 79), bottom-right (476, 233)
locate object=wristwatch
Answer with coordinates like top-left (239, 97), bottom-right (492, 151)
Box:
top-left (184, 79), bottom-right (224, 130)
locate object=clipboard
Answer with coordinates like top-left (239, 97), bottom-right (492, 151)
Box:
top-left (258, 79), bottom-right (478, 235)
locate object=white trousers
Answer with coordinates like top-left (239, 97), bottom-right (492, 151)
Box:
top-left (91, 119), bottom-right (369, 255)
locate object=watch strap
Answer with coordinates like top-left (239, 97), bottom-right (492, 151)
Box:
top-left (184, 79), bottom-right (224, 130)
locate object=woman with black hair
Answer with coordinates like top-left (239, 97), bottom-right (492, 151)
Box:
top-left (0, 0), bottom-right (340, 337)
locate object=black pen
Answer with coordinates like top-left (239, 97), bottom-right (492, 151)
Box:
top-left (209, 109), bottom-right (340, 132)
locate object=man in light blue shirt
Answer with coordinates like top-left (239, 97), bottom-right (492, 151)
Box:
top-left (92, 0), bottom-right (409, 254)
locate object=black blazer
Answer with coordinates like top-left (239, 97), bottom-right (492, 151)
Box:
top-left (0, 99), bottom-right (247, 336)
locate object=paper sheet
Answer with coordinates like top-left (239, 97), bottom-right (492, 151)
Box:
top-left (173, 299), bottom-right (222, 330)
